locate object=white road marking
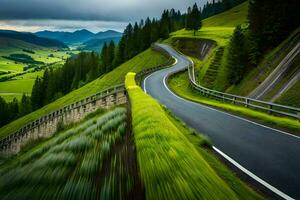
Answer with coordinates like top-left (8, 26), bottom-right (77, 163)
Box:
top-left (213, 147), bottom-right (295, 200)
top-left (143, 67), bottom-right (298, 200)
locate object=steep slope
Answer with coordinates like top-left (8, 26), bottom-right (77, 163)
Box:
top-left (247, 30), bottom-right (300, 101)
top-left (202, 2), bottom-right (248, 27)
top-left (276, 79), bottom-right (300, 107)
top-left (229, 28), bottom-right (300, 99)
top-left (0, 48), bottom-right (169, 139)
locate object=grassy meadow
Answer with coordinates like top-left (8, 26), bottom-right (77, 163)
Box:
top-left (0, 48), bottom-right (169, 139)
top-left (0, 107), bottom-right (141, 199)
top-left (125, 72), bottom-right (262, 199)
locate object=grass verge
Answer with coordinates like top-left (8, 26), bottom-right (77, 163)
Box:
top-left (163, 107), bottom-right (264, 200)
top-left (168, 71), bottom-right (300, 135)
top-left (125, 72), bottom-right (240, 199)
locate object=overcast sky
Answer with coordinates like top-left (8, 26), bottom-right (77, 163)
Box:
top-left (0, 0), bottom-right (205, 32)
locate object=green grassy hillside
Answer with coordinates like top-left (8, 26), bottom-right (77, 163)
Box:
top-left (0, 48), bottom-right (169, 139)
top-left (276, 80), bottom-right (300, 107)
top-left (202, 2), bottom-right (248, 27)
top-left (164, 1), bottom-right (249, 92)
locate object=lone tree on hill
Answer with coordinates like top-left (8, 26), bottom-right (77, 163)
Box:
top-left (186, 3), bottom-right (202, 35)
top-left (227, 25), bottom-right (247, 84)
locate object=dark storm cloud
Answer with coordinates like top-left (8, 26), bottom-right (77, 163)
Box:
top-left (0, 0), bottom-right (204, 21)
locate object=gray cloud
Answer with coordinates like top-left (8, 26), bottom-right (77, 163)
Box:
top-left (0, 20), bottom-right (128, 32)
top-left (0, 0), bottom-right (204, 21)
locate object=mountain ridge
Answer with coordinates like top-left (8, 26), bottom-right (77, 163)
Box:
top-left (35, 29), bottom-right (122, 44)
top-left (0, 30), bottom-right (68, 48)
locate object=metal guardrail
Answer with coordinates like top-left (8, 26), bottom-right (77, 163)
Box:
top-left (0, 84), bottom-right (126, 145)
top-left (186, 54), bottom-right (300, 120)
top-left (152, 43), bottom-right (300, 121)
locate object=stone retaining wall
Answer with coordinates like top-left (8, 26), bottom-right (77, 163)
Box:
top-left (0, 85), bottom-right (127, 155)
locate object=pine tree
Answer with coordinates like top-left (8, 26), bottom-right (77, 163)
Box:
top-left (160, 10), bottom-right (170, 39)
top-left (185, 7), bottom-right (192, 29)
top-left (227, 25), bottom-right (247, 84)
top-left (31, 77), bottom-right (43, 110)
top-left (20, 93), bottom-right (32, 116)
top-left (190, 3), bottom-right (202, 35)
top-left (8, 98), bottom-right (19, 121)
top-left (107, 40), bottom-right (115, 72)
top-left (114, 37), bottom-right (126, 67)
top-left (101, 42), bottom-right (108, 70)
top-left (42, 68), bottom-right (49, 104)
top-left (0, 96), bottom-right (8, 126)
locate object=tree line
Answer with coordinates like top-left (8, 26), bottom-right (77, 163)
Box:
top-left (226, 0), bottom-right (300, 84)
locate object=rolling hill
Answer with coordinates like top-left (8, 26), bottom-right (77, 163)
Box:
top-left (0, 30), bottom-right (68, 49)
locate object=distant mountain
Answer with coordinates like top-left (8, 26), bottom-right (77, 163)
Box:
top-left (0, 30), bottom-right (68, 48)
top-left (35, 29), bottom-right (122, 45)
top-left (79, 37), bottom-right (121, 52)
top-left (94, 30), bottom-right (122, 40)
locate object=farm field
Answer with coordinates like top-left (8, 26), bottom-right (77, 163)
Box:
top-left (0, 70), bottom-right (44, 101)
top-left (0, 40), bottom-right (78, 101)
top-left (0, 62), bottom-right (64, 101)
top-left (0, 48), bottom-right (70, 73)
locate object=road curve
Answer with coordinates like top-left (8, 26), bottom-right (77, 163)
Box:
top-left (143, 44), bottom-right (300, 199)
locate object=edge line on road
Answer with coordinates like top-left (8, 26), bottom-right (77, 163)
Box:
top-left (213, 146), bottom-right (294, 200)
top-left (143, 71), bottom-right (296, 199)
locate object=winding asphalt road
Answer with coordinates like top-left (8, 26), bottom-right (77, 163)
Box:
top-left (143, 44), bottom-right (300, 200)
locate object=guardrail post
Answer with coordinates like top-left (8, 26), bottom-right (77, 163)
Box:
top-left (297, 112), bottom-right (300, 122)
top-left (232, 97), bottom-right (236, 104)
top-left (268, 104), bottom-right (273, 114)
top-left (245, 98), bottom-right (249, 107)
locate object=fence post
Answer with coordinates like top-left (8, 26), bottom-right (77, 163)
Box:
top-left (232, 97), bottom-right (236, 104)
